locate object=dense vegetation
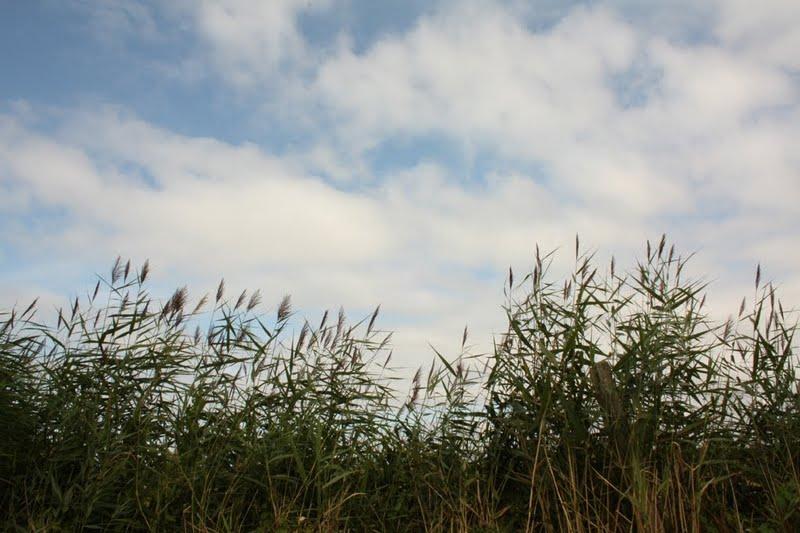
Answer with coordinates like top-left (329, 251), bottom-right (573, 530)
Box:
top-left (1, 238), bottom-right (798, 531)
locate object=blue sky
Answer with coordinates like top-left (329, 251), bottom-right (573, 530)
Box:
top-left (2, 0), bottom-right (799, 367)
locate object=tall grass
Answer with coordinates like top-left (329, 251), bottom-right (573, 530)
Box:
top-left (1, 239), bottom-right (798, 531)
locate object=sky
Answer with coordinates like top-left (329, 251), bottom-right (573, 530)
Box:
top-left (1, 0), bottom-right (799, 370)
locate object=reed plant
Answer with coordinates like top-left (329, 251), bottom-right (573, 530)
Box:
top-left (1, 239), bottom-right (797, 531)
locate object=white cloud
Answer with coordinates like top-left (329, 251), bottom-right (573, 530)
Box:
top-left (311, 5), bottom-right (703, 216)
top-left (310, 1), bottom-right (800, 219)
top-left (315, 5), bottom-right (635, 143)
top-left (0, 106), bottom-right (648, 368)
top-left (2, 110), bottom-right (391, 270)
top-left (183, 0), bottom-right (333, 86)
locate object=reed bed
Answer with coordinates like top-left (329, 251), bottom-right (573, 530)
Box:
top-left (1, 238), bottom-right (798, 531)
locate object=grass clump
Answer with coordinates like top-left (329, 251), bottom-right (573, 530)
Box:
top-left (1, 240), bottom-right (798, 531)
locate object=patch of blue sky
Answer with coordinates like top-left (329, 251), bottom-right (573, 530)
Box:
top-left (518, 0), bottom-right (585, 31)
top-left (1, 6), bottom-right (142, 105)
top-left (365, 134), bottom-right (466, 175)
top-left (364, 132), bottom-right (552, 187)
top-left (317, 0), bottom-right (598, 48)
top-left (299, 0), bottom-right (440, 54)
top-left (741, 102), bottom-right (799, 127)
top-left (608, 54), bottom-right (664, 110)
top-left (108, 160), bottom-right (162, 191)
top-left (0, 3), bottom-right (256, 146)
top-left (0, 3), bottom-right (90, 108)
top-left (600, 0), bottom-right (718, 46)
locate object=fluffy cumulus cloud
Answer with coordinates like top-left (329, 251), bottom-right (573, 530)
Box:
top-left (186, 0), bottom-right (333, 84)
top-left (1, 0), bottom-right (799, 368)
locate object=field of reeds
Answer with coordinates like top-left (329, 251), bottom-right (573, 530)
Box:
top-left (1, 238), bottom-right (798, 532)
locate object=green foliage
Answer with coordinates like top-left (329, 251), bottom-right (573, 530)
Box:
top-left (1, 241), bottom-right (798, 531)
